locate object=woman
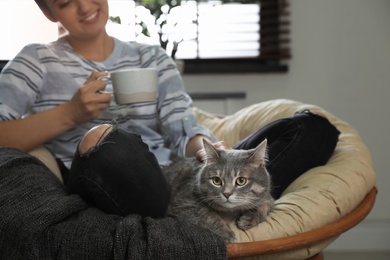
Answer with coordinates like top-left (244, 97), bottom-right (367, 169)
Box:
top-left (0, 0), bottom-right (339, 259)
top-left (0, 0), bottom-right (212, 170)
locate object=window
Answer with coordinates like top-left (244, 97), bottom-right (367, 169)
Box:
top-left (135, 0), bottom-right (291, 73)
top-left (174, 2), bottom-right (262, 59)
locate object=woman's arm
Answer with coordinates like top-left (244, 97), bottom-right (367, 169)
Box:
top-left (0, 105), bottom-right (78, 152)
top-left (0, 71), bottom-right (111, 152)
top-left (154, 49), bottom-right (218, 158)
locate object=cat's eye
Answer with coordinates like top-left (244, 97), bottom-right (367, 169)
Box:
top-left (212, 177), bottom-right (223, 186)
top-left (236, 177), bottom-right (247, 186)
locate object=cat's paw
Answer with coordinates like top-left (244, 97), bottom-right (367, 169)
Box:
top-left (237, 201), bottom-right (273, 230)
top-left (237, 212), bottom-right (259, 230)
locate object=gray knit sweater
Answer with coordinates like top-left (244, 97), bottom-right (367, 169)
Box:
top-left (0, 148), bottom-right (227, 259)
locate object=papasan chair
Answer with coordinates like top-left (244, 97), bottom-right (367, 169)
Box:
top-left (26, 99), bottom-right (376, 260)
top-left (193, 99), bottom-right (377, 259)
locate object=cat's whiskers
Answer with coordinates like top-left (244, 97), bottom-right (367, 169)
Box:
top-left (196, 195), bottom-right (218, 208)
top-left (231, 197), bottom-right (262, 211)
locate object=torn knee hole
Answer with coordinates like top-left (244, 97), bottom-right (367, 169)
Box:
top-left (79, 124), bottom-right (114, 155)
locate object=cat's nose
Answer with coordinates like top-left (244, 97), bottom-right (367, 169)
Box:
top-left (223, 192), bottom-right (231, 199)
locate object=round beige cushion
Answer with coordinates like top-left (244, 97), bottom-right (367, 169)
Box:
top-left (194, 99), bottom-right (376, 259)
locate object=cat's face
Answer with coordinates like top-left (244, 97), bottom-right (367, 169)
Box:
top-left (197, 139), bottom-right (271, 213)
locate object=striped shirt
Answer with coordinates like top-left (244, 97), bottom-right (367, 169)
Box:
top-left (0, 37), bottom-right (215, 168)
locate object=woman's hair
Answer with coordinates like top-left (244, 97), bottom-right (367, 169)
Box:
top-left (34, 0), bottom-right (47, 9)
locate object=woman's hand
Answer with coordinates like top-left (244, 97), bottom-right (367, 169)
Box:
top-left (195, 140), bottom-right (232, 162)
top-left (64, 71), bottom-right (112, 125)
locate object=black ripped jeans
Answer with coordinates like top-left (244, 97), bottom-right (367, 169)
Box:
top-left (233, 110), bottom-right (340, 198)
top-left (67, 110), bottom-right (340, 217)
top-left (67, 129), bottom-right (170, 218)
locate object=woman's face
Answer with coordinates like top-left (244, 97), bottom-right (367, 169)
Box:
top-left (43, 0), bottom-right (109, 39)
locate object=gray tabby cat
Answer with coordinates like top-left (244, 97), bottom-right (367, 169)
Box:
top-left (162, 139), bottom-right (274, 242)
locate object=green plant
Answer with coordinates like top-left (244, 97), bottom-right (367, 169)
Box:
top-left (137, 0), bottom-right (182, 53)
top-left (109, 16), bottom-right (122, 24)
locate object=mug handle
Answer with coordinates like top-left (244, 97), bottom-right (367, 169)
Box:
top-left (97, 74), bottom-right (112, 94)
top-left (97, 73), bottom-right (111, 81)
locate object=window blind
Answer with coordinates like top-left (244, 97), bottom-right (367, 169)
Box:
top-left (164, 0), bottom-right (291, 73)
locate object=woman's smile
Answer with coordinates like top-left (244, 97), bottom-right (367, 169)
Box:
top-left (81, 11), bottom-right (99, 24)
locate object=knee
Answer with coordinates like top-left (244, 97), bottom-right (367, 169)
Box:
top-left (79, 124), bottom-right (113, 155)
top-left (294, 111), bottom-right (339, 137)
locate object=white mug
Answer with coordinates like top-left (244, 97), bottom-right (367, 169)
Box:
top-left (99, 68), bottom-right (157, 104)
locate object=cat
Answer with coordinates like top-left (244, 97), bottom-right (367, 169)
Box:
top-left (162, 139), bottom-right (274, 242)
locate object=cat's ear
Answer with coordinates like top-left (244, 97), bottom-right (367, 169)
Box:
top-left (248, 139), bottom-right (268, 168)
top-left (201, 139), bottom-right (220, 163)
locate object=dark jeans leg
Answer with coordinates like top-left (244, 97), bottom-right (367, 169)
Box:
top-left (67, 126), bottom-right (170, 218)
top-left (233, 111), bottom-right (340, 199)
